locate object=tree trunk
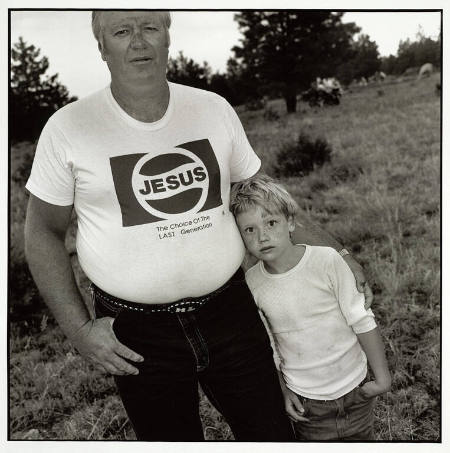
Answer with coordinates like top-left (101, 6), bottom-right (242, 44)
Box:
top-left (284, 84), bottom-right (297, 113)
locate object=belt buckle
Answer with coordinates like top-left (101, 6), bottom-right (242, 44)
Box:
top-left (167, 303), bottom-right (185, 314)
top-left (172, 300), bottom-right (195, 313)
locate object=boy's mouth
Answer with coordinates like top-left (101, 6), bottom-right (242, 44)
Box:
top-left (259, 246), bottom-right (274, 253)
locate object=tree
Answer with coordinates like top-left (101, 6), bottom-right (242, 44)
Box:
top-left (337, 34), bottom-right (381, 85)
top-left (381, 28), bottom-right (441, 75)
top-left (10, 37), bottom-right (77, 142)
top-left (166, 51), bottom-right (212, 90)
top-left (232, 12), bottom-right (360, 113)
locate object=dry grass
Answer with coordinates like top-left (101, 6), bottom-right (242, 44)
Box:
top-left (9, 73), bottom-right (440, 440)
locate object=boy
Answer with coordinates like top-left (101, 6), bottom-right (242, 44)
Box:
top-left (230, 175), bottom-right (391, 441)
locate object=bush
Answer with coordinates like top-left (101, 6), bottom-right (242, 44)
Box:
top-left (245, 98), bottom-right (266, 111)
top-left (274, 133), bottom-right (332, 177)
top-left (263, 106), bottom-right (280, 121)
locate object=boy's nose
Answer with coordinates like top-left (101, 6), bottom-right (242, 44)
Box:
top-left (258, 229), bottom-right (269, 242)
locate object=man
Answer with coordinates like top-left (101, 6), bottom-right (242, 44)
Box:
top-left (24, 10), bottom-right (371, 441)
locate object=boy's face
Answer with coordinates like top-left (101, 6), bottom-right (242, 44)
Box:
top-left (236, 204), bottom-right (295, 265)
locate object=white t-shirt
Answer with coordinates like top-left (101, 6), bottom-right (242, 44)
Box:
top-left (245, 245), bottom-right (377, 400)
top-left (26, 83), bottom-right (261, 303)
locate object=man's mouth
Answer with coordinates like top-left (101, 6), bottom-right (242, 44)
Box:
top-left (130, 57), bottom-right (152, 63)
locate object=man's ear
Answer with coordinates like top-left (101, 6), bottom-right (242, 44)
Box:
top-left (98, 41), bottom-right (107, 61)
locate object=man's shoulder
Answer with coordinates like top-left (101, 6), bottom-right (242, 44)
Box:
top-left (47, 87), bottom-right (108, 126)
top-left (170, 82), bottom-right (228, 107)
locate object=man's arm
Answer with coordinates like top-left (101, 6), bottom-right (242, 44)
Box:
top-left (291, 216), bottom-right (373, 308)
top-left (24, 194), bottom-right (143, 375)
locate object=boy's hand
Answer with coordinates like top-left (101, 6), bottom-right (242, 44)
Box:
top-left (281, 387), bottom-right (310, 423)
top-left (359, 378), bottom-right (391, 399)
top-left (342, 254), bottom-right (373, 309)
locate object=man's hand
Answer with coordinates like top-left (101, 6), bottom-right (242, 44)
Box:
top-left (342, 254), bottom-right (373, 309)
top-left (71, 317), bottom-right (144, 375)
top-left (281, 386), bottom-right (309, 423)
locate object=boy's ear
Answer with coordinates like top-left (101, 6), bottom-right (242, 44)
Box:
top-left (288, 215), bottom-right (296, 232)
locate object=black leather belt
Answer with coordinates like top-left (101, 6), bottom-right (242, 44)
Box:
top-left (90, 272), bottom-right (240, 314)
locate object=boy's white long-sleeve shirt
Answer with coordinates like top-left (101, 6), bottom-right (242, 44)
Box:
top-left (245, 245), bottom-right (377, 400)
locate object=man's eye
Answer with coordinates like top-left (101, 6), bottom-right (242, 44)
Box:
top-left (114, 29), bottom-right (129, 36)
top-left (144, 26), bottom-right (158, 31)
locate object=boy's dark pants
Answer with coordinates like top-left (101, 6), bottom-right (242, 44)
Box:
top-left (293, 385), bottom-right (376, 441)
top-left (94, 271), bottom-right (294, 441)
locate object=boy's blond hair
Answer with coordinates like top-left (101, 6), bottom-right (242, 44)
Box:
top-left (230, 174), bottom-right (298, 219)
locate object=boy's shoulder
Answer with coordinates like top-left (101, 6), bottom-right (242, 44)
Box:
top-left (244, 261), bottom-right (266, 288)
top-left (295, 245), bottom-right (343, 275)
top-left (245, 260), bottom-right (263, 279)
top-left (299, 244), bottom-right (339, 262)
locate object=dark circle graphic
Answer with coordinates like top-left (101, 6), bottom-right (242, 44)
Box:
top-left (132, 151), bottom-right (209, 219)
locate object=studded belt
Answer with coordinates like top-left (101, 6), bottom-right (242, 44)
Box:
top-left (90, 275), bottom-right (237, 315)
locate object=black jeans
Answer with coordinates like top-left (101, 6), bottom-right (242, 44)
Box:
top-left (93, 270), bottom-right (294, 441)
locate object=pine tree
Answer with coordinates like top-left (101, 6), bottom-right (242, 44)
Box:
top-left (232, 12), bottom-right (360, 113)
top-left (10, 37), bottom-right (77, 142)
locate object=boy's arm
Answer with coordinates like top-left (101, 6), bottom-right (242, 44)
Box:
top-left (292, 218), bottom-right (373, 308)
top-left (357, 328), bottom-right (391, 398)
top-left (257, 308), bottom-right (308, 422)
top-left (277, 370), bottom-right (309, 422)
top-left (328, 251), bottom-right (391, 397)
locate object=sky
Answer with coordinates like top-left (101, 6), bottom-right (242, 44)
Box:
top-left (9, 10), bottom-right (441, 99)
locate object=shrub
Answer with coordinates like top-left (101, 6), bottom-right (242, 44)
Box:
top-left (263, 106), bottom-right (280, 121)
top-left (274, 133), bottom-right (332, 177)
top-left (245, 98), bottom-right (266, 111)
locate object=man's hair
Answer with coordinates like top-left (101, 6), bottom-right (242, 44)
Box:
top-left (230, 174), bottom-right (298, 220)
top-left (91, 11), bottom-right (172, 47)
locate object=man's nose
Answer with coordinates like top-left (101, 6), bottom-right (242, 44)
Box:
top-left (130, 30), bottom-right (148, 49)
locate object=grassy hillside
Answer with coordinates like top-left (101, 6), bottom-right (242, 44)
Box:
top-left (9, 74), bottom-right (440, 440)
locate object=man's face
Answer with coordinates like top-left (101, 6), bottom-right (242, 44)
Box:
top-left (99, 11), bottom-right (169, 86)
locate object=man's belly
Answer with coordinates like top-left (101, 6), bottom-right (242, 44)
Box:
top-left (76, 216), bottom-right (246, 303)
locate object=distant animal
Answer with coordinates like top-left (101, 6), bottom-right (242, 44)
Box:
top-left (418, 63), bottom-right (434, 79)
top-left (370, 71), bottom-right (386, 83)
top-left (403, 67), bottom-right (419, 77)
top-left (358, 77), bottom-right (368, 87)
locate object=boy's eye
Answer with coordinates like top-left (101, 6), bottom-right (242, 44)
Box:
top-left (244, 227), bottom-right (254, 234)
top-left (268, 220), bottom-right (277, 227)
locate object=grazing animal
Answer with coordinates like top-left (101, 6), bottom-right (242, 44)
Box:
top-left (358, 76), bottom-right (368, 86)
top-left (403, 67), bottom-right (419, 77)
top-left (418, 63), bottom-right (434, 79)
top-left (370, 71), bottom-right (386, 83)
